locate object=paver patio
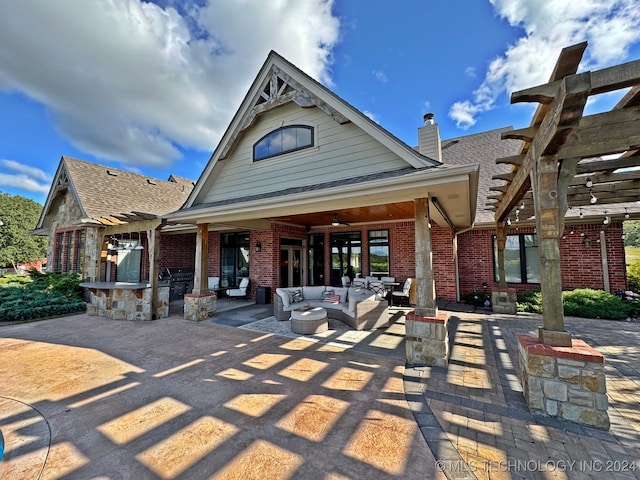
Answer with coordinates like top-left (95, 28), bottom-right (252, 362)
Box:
top-left (0, 305), bottom-right (638, 479)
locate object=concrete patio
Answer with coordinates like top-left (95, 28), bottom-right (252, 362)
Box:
top-left (0, 303), bottom-right (638, 479)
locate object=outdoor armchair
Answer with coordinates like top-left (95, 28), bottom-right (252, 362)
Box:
top-left (225, 277), bottom-right (250, 301)
top-left (391, 278), bottom-right (412, 306)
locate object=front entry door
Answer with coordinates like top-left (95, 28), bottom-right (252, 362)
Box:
top-left (280, 246), bottom-right (303, 287)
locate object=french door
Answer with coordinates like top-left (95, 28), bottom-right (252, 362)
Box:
top-left (280, 246), bottom-right (303, 287)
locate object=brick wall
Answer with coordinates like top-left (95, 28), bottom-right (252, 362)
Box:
top-left (151, 219), bottom-right (627, 303)
top-left (457, 222), bottom-right (627, 297)
top-left (159, 233), bottom-right (196, 270)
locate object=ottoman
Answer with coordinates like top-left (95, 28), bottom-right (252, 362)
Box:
top-left (290, 306), bottom-right (328, 334)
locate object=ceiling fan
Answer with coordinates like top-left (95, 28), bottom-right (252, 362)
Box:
top-left (331, 213), bottom-right (350, 226)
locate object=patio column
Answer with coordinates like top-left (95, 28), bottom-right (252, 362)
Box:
top-left (148, 226), bottom-right (169, 319)
top-left (192, 223), bottom-right (209, 295)
top-left (405, 197), bottom-right (450, 367)
top-left (184, 223), bottom-right (215, 321)
top-left (414, 197), bottom-right (437, 317)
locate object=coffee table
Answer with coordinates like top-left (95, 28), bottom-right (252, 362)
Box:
top-left (290, 306), bottom-right (328, 334)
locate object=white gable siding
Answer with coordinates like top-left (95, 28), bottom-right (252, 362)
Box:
top-left (199, 103), bottom-right (410, 205)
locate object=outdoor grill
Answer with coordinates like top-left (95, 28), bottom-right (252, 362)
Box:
top-left (161, 267), bottom-right (194, 301)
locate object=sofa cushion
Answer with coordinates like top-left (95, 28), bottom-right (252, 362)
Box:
top-left (276, 288), bottom-right (292, 307)
top-left (348, 296), bottom-right (357, 313)
top-left (291, 288), bottom-right (304, 303)
top-left (303, 286), bottom-right (326, 300)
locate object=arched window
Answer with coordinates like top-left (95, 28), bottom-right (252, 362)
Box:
top-left (253, 125), bottom-right (314, 161)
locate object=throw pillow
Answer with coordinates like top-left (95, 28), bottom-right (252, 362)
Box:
top-left (321, 289), bottom-right (335, 300)
top-left (323, 294), bottom-right (341, 304)
top-left (291, 289), bottom-right (304, 303)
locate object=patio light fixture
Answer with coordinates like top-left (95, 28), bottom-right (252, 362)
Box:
top-left (254, 241), bottom-right (262, 253)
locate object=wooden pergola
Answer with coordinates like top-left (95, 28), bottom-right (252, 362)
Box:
top-left (489, 42), bottom-right (640, 346)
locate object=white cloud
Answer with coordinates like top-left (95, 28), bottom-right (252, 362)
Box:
top-left (449, 0), bottom-right (640, 128)
top-left (0, 159), bottom-right (52, 194)
top-left (372, 69), bottom-right (388, 83)
top-left (0, 159), bottom-right (51, 182)
top-left (0, 174), bottom-right (51, 194)
top-left (0, 0), bottom-right (340, 169)
top-left (363, 111), bottom-right (380, 123)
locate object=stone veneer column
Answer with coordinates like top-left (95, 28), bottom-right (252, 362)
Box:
top-left (405, 311), bottom-right (450, 367)
top-left (491, 288), bottom-right (517, 314)
top-left (184, 292), bottom-right (216, 321)
top-left (518, 333), bottom-right (609, 429)
top-left (405, 198), bottom-right (450, 367)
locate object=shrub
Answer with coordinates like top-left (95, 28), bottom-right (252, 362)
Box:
top-left (627, 260), bottom-right (640, 293)
top-left (562, 288), bottom-right (628, 320)
top-left (461, 289), bottom-right (491, 307)
top-left (0, 271), bottom-right (85, 323)
top-left (517, 290), bottom-right (542, 313)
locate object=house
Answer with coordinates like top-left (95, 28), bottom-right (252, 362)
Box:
top-left (32, 156), bottom-right (196, 319)
top-left (34, 51), bottom-right (635, 323)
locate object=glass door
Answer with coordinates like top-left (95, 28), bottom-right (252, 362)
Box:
top-left (280, 246), bottom-right (303, 287)
top-left (330, 232), bottom-right (361, 286)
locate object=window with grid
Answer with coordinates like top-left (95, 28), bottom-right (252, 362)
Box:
top-left (368, 229), bottom-right (389, 276)
top-left (54, 229), bottom-right (86, 274)
top-left (253, 125), bottom-right (314, 161)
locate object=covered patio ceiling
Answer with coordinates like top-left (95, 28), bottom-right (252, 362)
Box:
top-left (272, 202), bottom-right (416, 228)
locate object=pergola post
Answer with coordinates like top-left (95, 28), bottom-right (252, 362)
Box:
top-left (532, 155), bottom-right (572, 346)
top-left (405, 197), bottom-right (450, 367)
top-left (491, 221), bottom-right (517, 314)
top-left (488, 41), bottom-right (634, 428)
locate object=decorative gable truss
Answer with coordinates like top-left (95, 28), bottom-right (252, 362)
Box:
top-left (219, 66), bottom-right (348, 159)
top-left (54, 166), bottom-right (70, 194)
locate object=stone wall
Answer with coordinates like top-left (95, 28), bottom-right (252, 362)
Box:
top-left (518, 333), bottom-right (609, 429)
top-left (45, 190), bottom-right (102, 280)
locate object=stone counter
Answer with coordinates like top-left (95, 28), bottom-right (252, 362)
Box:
top-left (81, 282), bottom-right (170, 321)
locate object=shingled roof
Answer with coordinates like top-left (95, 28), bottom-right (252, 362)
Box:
top-left (438, 127), bottom-right (523, 225)
top-left (36, 156), bottom-right (195, 229)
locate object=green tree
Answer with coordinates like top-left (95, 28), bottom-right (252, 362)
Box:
top-left (0, 192), bottom-right (47, 270)
top-left (624, 220), bottom-right (640, 247)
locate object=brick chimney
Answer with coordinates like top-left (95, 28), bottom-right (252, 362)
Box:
top-left (418, 113), bottom-right (442, 162)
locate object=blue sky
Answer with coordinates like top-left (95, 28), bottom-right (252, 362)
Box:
top-left (1, 0), bottom-right (640, 205)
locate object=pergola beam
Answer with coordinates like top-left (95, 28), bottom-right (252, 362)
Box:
top-left (495, 58), bottom-right (640, 222)
top-left (495, 72), bottom-right (591, 221)
top-left (511, 59), bottom-right (640, 105)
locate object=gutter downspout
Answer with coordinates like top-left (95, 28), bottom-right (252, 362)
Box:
top-left (600, 230), bottom-right (610, 293)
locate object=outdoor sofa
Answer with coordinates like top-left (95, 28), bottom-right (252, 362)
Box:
top-left (274, 285), bottom-right (389, 330)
